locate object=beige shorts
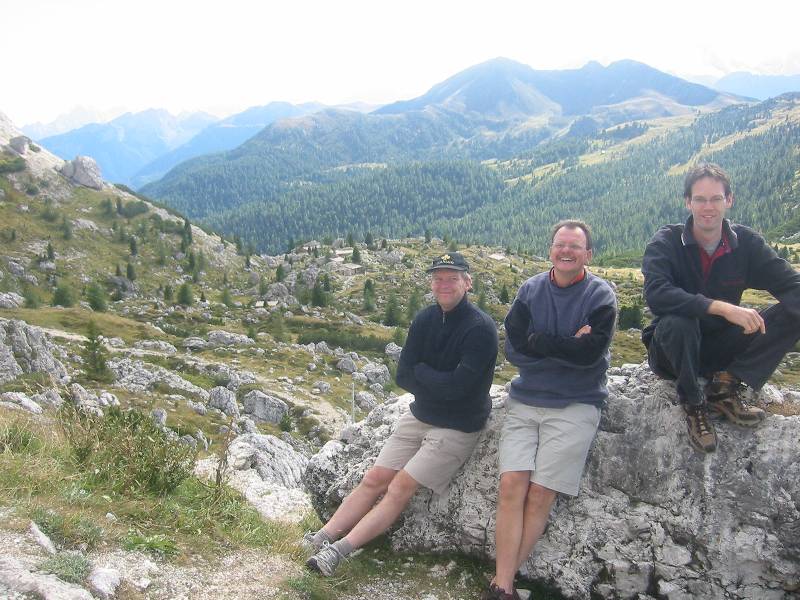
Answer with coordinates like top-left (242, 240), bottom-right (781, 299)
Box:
top-left (498, 397), bottom-right (601, 496)
top-left (375, 411), bottom-right (481, 495)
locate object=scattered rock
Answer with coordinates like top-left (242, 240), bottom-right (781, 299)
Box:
top-left (88, 566), bottom-right (121, 600)
top-left (0, 556), bottom-right (93, 599)
top-left (28, 522), bottom-right (56, 554)
top-left (355, 391), bottom-right (377, 411)
top-left (228, 433), bottom-right (310, 488)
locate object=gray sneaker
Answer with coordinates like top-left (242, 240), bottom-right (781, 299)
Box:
top-left (306, 542), bottom-right (344, 577)
top-left (301, 531), bottom-right (317, 553)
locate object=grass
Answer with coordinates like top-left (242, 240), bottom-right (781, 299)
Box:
top-left (39, 552), bottom-right (91, 584)
top-left (0, 406), bottom-right (303, 560)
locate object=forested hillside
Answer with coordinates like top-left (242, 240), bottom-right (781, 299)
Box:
top-left (165, 94), bottom-right (800, 255)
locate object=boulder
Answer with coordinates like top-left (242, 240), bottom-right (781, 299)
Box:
top-left (385, 342), bottom-right (403, 361)
top-left (336, 357), bottom-right (357, 374)
top-left (207, 330), bottom-right (255, 348)
top-left (304, 365), bottom-right (800, 600)
top-left (70, 383), bottom-right (103, 416)
top-left (9, 135), bottom-right (31, 155)
top-left (242, 390), bottom-right (288, 424)
top-left (59, 155), bottom-right (103, 189)
top-left (228, 433), bottom-right (309, 488)
top-left (209, 386), bottom-right (239, 417)
top-left (0, 556), bottom-right (93, 599)
top-left (134, 340), bottom-right (177, 354)
top-left (355, 391), bottom-right (377, 412)
top-left (0, 392), bottom-right (42, 414)
top-left (362, 362), bottom-right (391, 386)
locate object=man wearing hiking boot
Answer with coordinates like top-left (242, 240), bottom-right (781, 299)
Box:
top-left (303, 252), bottom-right (498, 577)
top-left (642, 162), bottom-right (800, 452)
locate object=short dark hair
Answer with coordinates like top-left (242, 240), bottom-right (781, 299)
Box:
top-left (550, 219), bottom-right (593, 250)
top-left (683, 163), bottom-right (732, 200)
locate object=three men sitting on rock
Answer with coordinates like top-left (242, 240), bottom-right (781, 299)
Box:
top-left (642, 162), bottom-right (800, 452)
top-left (303, 252), bottom-right (498, 577)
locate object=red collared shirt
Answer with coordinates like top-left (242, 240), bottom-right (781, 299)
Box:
top-left (549, 267), bottom-right (586, 286)
top-left (698, 232), bottom-right (731, 281)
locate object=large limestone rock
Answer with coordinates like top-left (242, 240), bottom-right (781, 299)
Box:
top-left (0, 319), bottom-right (69, 385)
top-left (59, 155), bottom-right (104, 189)
top-left (229, 433), bottom-right (309, 488)
top-left (242, 390), bottom-right (288, 424)
top-left (304, 365), bottom-right (800, 600)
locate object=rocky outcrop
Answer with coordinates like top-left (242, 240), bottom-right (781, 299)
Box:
top-left (209, 386), bottom-right (239, 417)
top-left (108, 357), bottom-right (209, 401)
top-left (207, 330), bottom-right (255, 348)
top-left (304, 365), bottom-right (800, 600)
top-left (0, 319), bottom-right (69, 385)
top-left (0, 556), bottom-right (93, 600)
top-left (59, 155), bottom-right (104, 190)
top-left (0, 292), bottom-right (24, 308)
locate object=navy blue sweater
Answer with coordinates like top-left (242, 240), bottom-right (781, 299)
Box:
top-left (395, 295), bottom-right (498, 433)
top-left (504, 271), bottom-right (617, 408)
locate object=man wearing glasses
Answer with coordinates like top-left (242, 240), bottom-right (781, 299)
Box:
top-left (642, 162), bottom-right (800, 453)
top-left (483, 220), bottom-right (617, 600)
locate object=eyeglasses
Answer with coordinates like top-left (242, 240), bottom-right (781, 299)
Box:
top-left (551, 243), bottom-right (587, 251)
top-left (690, 196), bottom-right (726, 205)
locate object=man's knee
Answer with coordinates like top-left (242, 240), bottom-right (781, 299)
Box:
top-left (384, 470), bottom-right (419, 503)
top-left (654, 315), bottom-right (701, 341)
top-left (359, 466), bottom-right (397, 495)
top-left (524, 482), bottom-right (557, 514)
top-left (498, 471), bottom-right (531, 507)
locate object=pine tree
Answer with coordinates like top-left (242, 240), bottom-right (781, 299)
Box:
top-left (82, 320), bottom-right (113, 382)
top-left (406, 289), bottom-right (422, 321)
top-left (259, 275), bottom-right (269, 296)
top-left (126, 262), bottom-right (136, 281)
top-left (276, 264), bottom-right (286, 282)
top-left (129, 236), bottom-right (138, 256)
top-left (477, 290), bottom-right (488, 312)
top-left (52, 283), bottom-right (75, 307)
top-left (86, 282), bottom-right (108, 312)
top-left (311, 281), bottom-right (328, 307)
top-left (163, 284), bottom-right (174, 303)
top-left (221, 287), bottom-right (234, 308)
top-left (46, 241), bottom-right (55, 260)
top-left (500, 284), bottom-right (510, 304)
top-left (177, 283), bottom-right (194, 306)
top-left (351, 246), bottom-right (362, 264)
top-left (384, 292), bottom-right (401, 326)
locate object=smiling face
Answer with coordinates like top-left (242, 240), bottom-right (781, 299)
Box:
top-left (430, 268), bottom-right (471, 312)
top-left (549, 226), bottom-right (592, 286)
top-left (685, 176), bottom-right (733, 239)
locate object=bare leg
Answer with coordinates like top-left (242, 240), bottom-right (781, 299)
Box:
top-left (321, 466), bottom-right (397, 540)
top-left (514, 483), bottom-right (557, 571)
top-left (493, 471), bottom-right (531, 592)
top-left (342, 469), bottom-right (420, 549)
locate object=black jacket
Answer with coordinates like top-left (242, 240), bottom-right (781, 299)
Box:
top-left (396, 295), bottom-right (498, 432)
top-left (642, 217), bottom-right (800, 346)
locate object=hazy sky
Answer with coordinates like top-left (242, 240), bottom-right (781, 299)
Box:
top-left (5, 0), bottom-right (800, 126)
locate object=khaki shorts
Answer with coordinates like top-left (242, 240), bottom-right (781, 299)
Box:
top-left (375, 411), bottom-right (481, 495)
top-left (498, 397), bottom-right (601, 496)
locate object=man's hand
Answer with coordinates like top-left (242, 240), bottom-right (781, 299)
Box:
top-left (709, 300), bottom-right (766, 334)
top-left (574, 325), bottom-right (592, 337)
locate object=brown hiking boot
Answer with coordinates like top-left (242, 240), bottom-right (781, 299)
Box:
top-left (684, 404), bottom-right (717, 453)
top-left (706, 372), bottom-right (766, 427)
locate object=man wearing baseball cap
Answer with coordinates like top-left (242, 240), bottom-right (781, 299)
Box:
top-left (305, 251), bottom-right (498, 576)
